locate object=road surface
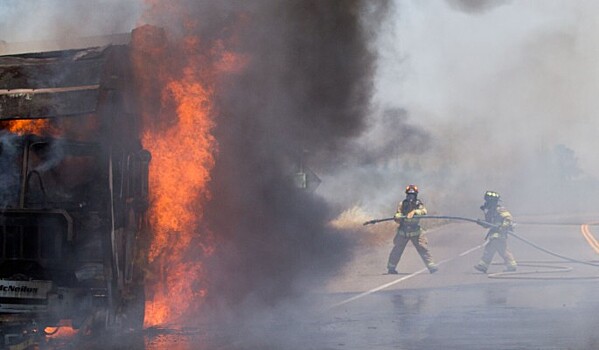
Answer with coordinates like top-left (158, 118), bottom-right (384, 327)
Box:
top-left (50, 214), bottom-right (599, 349)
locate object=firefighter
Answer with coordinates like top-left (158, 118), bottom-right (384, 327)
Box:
top-left (387, 185), bottom-right (438, 274)
top-left (474, 191), bottom-right (517, 273)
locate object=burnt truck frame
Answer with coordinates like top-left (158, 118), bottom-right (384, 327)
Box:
top-left (0, 38), bottom-right (149, 347)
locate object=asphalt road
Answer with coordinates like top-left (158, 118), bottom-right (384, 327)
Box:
top-left (319, 216), bottom-right (599, 350)
top-left (52, 214), bottom-right (599, 350)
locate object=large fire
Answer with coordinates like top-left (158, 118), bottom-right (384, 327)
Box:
top-left (131, 20), bottom-right (245, 326)
top-left (0, 5), bottom-right (247, 331)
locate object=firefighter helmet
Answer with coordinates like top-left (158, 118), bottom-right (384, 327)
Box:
top-left (484, 190), bottom-right (500, 201)
top-left (405, 184), bottom-right (419, 194)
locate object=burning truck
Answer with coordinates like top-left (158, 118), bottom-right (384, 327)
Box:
top-left (0, 35), bottom-right (149, 346)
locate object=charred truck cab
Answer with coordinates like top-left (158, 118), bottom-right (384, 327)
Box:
top-left (0, 37), bottom-right (149, 347)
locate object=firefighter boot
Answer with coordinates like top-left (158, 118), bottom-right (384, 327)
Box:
top-left (387, 262), bottom-right (399, 274)
top-left (474, 263), bottom-right (488, 274)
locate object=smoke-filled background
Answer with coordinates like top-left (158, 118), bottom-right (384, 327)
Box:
top-left (321, 0), bottom-right (599, 219)
top-left (4, 0), bottom-right (599, 333)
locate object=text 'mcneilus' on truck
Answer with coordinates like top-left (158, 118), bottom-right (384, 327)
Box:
top-left (0, 33), bottom-right (149, 348)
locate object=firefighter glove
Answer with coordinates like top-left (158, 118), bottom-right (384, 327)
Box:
top-left (393, 212), bottom-right (403, 223)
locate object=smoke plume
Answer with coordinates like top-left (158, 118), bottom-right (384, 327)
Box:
top-left (133, 0), bottom-right (390, 319)
top-left (320, 0), bottom-right (599, 219)
top-left (214, 0), bottom-right (388, 308)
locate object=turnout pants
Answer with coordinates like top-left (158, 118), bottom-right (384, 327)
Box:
top-left (387, 230), bottom-right (436, 270)
top-left (478, 237), bottom-right (517, 269)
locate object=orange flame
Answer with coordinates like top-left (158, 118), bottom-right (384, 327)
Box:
top-left (0, 115), bottom-right (99, 140)
top-left (44, 326), bottom-right (78, 339)
top-left (0, 119), bottom-right (53, 135)
top-left (145, 76), bottom-right (215, 261)
top-left (131, 19), bottom-right (248, 326)
top-left (141, 72), bottom-right (217, 326)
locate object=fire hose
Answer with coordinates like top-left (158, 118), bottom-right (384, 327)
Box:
top-left (363, 215), bottom-right (599, 279)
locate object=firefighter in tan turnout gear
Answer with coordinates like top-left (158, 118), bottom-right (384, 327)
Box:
top-left (387, 185), bottom-right (438, 274)
top-left (474, 191), bottom-right (517, 273)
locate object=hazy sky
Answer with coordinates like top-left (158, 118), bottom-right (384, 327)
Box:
top-left (0, 0), bottom-right (142, 42)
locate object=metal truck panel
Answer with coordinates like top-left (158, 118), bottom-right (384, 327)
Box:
top-left (0, 53), bottom-right (105, 90)
top-left (0, 86), bottom-right (100, 119)
top-left (0, 45), bottom-right (132, 121)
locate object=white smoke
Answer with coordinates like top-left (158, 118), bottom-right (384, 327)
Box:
top-left (319, 0), bottom-right (599, 217)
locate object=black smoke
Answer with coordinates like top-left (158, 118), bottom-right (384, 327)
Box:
top-left (206, 0), bottom-right (389, 308)
top-left (141, 0), bottom-right (390, 311)
top-left (351, 108), bottom-right (431, 166)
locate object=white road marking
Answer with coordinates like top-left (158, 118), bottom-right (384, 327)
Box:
top-left (459, 244), bottom-right (484, 256)
top-left (330, 244), bottom-right (484, 308)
